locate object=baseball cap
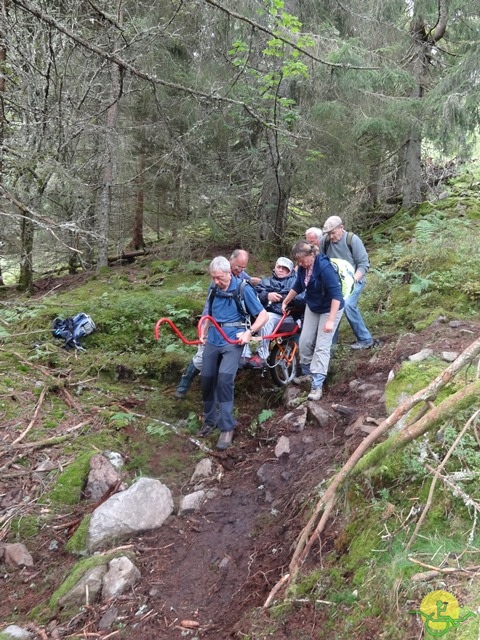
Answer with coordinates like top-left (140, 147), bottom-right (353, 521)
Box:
top-left (276, 257), bottom-right (294, 272)
top-left (322, 215), bottom-right (343, 233)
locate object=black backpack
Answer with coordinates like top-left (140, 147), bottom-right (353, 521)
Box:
top-left (207, 280), bottom-right (256, 327)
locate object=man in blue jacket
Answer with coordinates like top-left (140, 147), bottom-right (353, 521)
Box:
top-left (198, 256), bottom-right (268, 450)
top-left (174, 249), bottom-right (259, 399)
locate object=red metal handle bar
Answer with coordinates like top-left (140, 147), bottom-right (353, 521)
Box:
top-left (154, 317), bottom-right (201, 345)
top-left (154, 315), bottom-right (242, 345)
top-left (154, 312), bottom-right (300, 346)
top-left (197, 313), bottom-right (300, 341)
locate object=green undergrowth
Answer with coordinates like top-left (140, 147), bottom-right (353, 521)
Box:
top-left (362, 168), bottom-right (480, 334)
top-left (0, 164), bottom-right (479, 637)
top-left (247, 360), bottom-right (480, 637)
top-left (258, 460), bottom-right (480, 639)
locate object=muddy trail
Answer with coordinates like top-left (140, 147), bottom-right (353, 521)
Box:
top-left (1, 317), bottom-right (478, 640)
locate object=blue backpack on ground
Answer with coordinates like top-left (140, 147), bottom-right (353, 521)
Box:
top-left (52, 312), bottom-right (96, 351)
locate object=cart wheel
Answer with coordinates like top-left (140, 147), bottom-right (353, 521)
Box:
top-left (269, 340), bottom-right (300, 387)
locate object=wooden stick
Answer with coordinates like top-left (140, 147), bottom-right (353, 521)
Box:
top-left (11, 387), bottom-right (47, 446)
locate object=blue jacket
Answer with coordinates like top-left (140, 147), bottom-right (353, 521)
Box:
top-left (256, 271), bottom-right (299, 315)
top-left (292, 255), bottom-right (344, 314)
top-left (206, 276), bottom-right (264, 347)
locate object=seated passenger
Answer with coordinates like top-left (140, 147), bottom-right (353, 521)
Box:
top-left (245, 257), bottom-right (300, 368)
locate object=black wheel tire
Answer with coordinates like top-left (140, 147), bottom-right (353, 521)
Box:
top-left (269, 340), bottom-right (300, 387)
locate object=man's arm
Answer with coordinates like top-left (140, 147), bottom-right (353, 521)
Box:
top-left (350, 235), bottom-right (370, 280)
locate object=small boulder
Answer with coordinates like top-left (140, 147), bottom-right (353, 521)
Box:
top-left (102, 556), bottom-right (141, 602)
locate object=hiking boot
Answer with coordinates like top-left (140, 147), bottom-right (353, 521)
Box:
top-left (175, 361), bottom-right (201, 399)
top-left (216, 429), bottom-right (234, 450)
top-left (293, 374), bottom-right (312, 385)
top-left (196, 423), bottom-right (216, 437)
top-left (246, 354), bottom-right (266, 369)
top-left (350, 340), bottom-right (374, 350)
top-left (308, 387), bottom-right (323, 401)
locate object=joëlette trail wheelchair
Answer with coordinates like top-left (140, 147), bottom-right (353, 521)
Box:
top-left (154, 312), bottom-right (301, 387)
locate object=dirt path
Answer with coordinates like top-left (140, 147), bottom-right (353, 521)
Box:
top-left (1, 318), bottom-right (478, 639)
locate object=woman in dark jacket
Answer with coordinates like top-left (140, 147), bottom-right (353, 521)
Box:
top-left (281, 240), bottom-right (344, 400)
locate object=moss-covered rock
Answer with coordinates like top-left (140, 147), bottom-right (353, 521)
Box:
top-left (44, 451), bottom-right (95, 506)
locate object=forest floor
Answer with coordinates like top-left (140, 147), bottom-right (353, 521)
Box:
top-left (1, 274), bottom-right (479, 639)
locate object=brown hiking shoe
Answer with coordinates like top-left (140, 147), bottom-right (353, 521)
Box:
top-left (216, 430), bottom-right (234, 450)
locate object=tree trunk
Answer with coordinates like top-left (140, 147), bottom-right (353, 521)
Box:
top-left (0, 1), bottom-right (7, 286)
top-left (402, 127), bottom-right (422, 208)
top-left (131, 156), bottom-right (145, 250)
top-left (96, 1), bottom-right (123, 269)
top-left (256, 131), bottom-right (294, 252)
top-left (401, 1), bottom-right (447, 209)
top-left (17, 212), bottom-right (34, 293)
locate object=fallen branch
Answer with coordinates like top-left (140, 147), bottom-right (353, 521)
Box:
top-left (352, 380), bottom-right (480, 477)
top-left (426, 463), bottom-right (480, 516)
top-left (406, 408), bottom-right (480, 549)
top-left (263, 335), bottom-right (480, 606)
top-left (408, 556), bottom-right (480, 581)
top-left (293, 382), bottom-right (480, 582)
top-left (11, 386), bottom-right (47, 445)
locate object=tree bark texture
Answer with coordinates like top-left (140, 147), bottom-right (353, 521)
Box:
top-left (402, 0), bottom-right (448, 209)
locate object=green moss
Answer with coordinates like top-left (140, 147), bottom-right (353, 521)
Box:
top-left (287, 569), bottom-right (322, 599)
top-left (44, 451), bottom-right (95, 506)
top-left (9, 514), bottom-right (41, 540)
top-left (47, 554), bottom-right (112, 610)
top-left (384, 359), bottom-right (446, 414)
top-left (65, 514), bottom-right (91, 555)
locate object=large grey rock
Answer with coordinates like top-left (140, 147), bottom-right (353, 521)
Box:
top-left (102, 556), bottom-right (141, 602)
top-left (307, 404), bottom-right (332, 428)
top-left (190, 458), bottom-right (215, 483)
top-left (275, 436), bottom-right (290, 458)
top-left (408, 348), bottom-right (434, 362)
top-left (2, 543), bottom-right (34, 568)
top-left (278, 406), bottom-right (307, 432)
top-left (442, 351), bottom-right (459, 362)
top-left (88, 477), bottom-right (174, 551)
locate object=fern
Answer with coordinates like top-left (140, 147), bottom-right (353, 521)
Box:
top-left (409, 272), bottom-right (437, 294)
top-left (413, 213), bottom-right (445, 244)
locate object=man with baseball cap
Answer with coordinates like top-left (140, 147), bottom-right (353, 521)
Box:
top-left (321, 216), bottom-right (374, 349)
top-left (245, 256), bottom-right (302, 368)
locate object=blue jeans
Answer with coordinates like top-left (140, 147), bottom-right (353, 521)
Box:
top-left (334, 280), bottom-right (372, 343)
top-left (201, 342), bottom-right (242, 432)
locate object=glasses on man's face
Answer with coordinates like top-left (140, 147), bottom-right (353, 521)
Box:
top-left (231, 262), bottom-right (247, 271)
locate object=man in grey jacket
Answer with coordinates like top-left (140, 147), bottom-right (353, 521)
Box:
top-left (321, 215), bottom-right (374, 350)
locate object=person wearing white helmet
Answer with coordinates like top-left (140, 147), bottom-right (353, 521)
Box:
top-left (245, 257), bottom-right (303, 368)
